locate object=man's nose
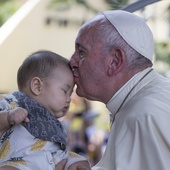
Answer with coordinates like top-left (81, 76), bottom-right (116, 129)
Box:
top-left (69, 56), bottom-right (78, 70)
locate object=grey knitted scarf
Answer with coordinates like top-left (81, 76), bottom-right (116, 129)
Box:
top-left (12, 91), bottom-right (67, 150)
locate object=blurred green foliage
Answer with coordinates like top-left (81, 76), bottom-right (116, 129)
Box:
top-left (48, 0), bottom-right (130, 12)
top-left (105, 0), bottom-right (129, 10)
top-left (155, 42), bottom-right (170, 65)
top-left (0, 0), bottom-right (24, 26)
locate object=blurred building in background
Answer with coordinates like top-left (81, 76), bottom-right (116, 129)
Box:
top-left (0, 0), bottom-right (170, 93)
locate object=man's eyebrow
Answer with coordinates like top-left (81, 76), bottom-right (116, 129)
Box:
top-left (77, 44), bottom-right (86, 51)
top-left (76, 42), bottom-right (83, 49)
top-left (76, 43), bottom-right (80, 48)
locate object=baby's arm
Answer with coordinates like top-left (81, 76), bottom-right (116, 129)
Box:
top-left (0, 110), bottom-right (10, 136)
top-left (0, 108), bottom-right (29, 137)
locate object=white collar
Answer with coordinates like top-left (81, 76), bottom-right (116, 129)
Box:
top-left (106, 67), bottom-right (154, 124)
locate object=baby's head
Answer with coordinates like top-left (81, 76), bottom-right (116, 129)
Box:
top-left (17, 50), bottom-right (74, 118)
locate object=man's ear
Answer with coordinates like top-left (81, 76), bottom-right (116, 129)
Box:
top-left (30, 77), bottom-right (43, 95)
top-left (107, 48), bottom-right (125, 76)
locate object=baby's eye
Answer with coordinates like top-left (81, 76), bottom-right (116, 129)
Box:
top-left (62, 89), bottom-right (67, 94)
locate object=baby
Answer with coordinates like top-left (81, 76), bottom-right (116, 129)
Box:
top-left (0, 50), bottom-right (90, 170)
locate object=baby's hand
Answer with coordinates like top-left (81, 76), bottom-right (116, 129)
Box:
top-left (7, 107), bottom-right (29, 125)
top-left (77, 166), bottom-right (90, 170)
top-left (69, 161), bottom-right (91, 170)
top-left (55, 160), bottom-right (91, 170)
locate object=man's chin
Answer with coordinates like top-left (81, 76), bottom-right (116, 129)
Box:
top-left (76, 87), bottom-right (85, 97)
top-left (76, 88), bottom-right (99, 101)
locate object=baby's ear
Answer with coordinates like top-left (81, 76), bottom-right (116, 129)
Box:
top-left (30, 77), bottom-right (43, 95)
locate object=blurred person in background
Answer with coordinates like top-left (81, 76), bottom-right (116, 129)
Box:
top-left (64, 93), bottom-right (107, 167)
top-left (82, 110), bottom-right (105, 166)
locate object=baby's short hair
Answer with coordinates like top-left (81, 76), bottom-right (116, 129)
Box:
top-left (17, 50), bottom-right (69, 90)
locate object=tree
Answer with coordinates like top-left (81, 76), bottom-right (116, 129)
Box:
top-left (0, 0), bottom-right (25, 27)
